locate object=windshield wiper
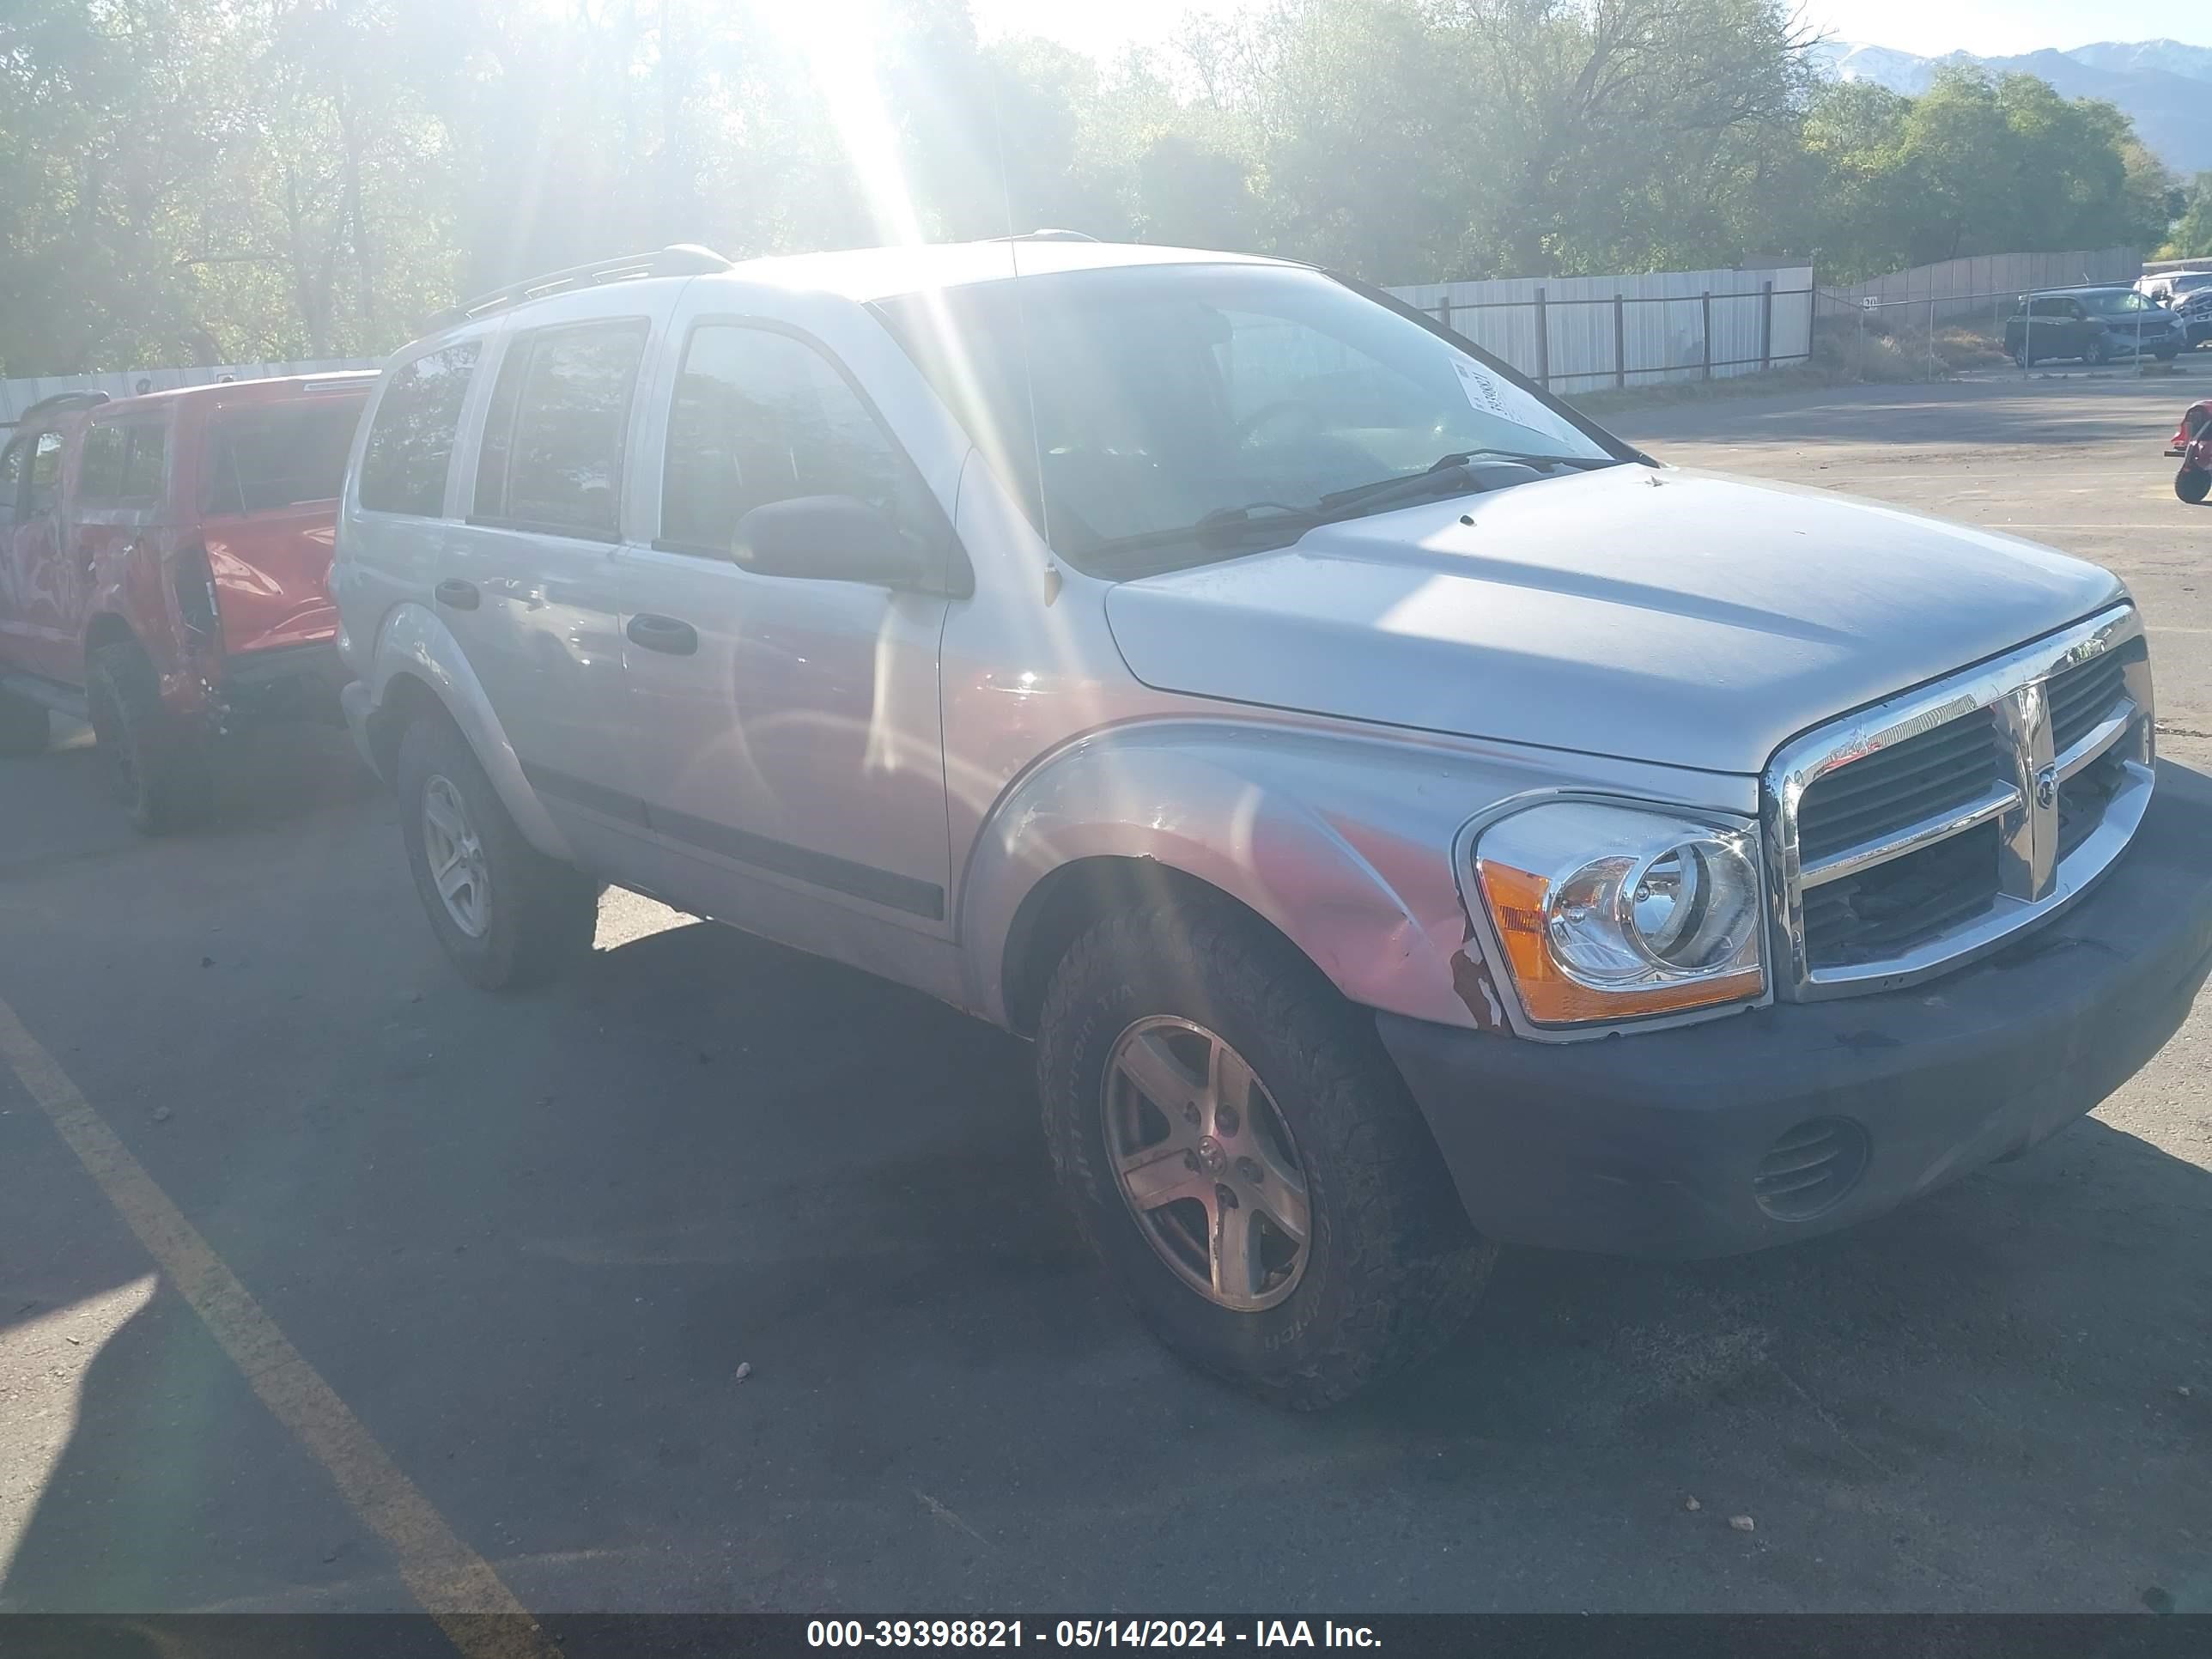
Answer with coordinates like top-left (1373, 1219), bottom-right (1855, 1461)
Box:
top-left (1316, 448), bottom-right (1621, 519)
top-left (1089, 500), bottom-right (1322, 562)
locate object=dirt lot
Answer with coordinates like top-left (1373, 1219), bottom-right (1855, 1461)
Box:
top-left (3, 363), bottom-right (2209, 1618)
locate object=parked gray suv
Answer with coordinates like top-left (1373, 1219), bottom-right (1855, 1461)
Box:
top-left (332, 240), bottom-right (2212, 1407)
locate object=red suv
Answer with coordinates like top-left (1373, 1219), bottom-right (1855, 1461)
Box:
top-left (0, 373), bottom-right (374, 830)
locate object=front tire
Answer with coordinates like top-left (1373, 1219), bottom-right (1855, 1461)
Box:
top-left (2180, 467), bottom-right (2211, 506)
top-left (2083, 336), bottom-right (2110, 367)
top-left (0, 684), bottom-right (49, 756)
top-left (86, 641), bottom-right (213, 834)
top-left (395, 714), bottom-right (599, 989)
top-left (1035, 897), bottom-right (1496, 1409)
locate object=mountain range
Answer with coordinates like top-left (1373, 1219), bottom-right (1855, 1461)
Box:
top-left (1808, 39), bottom-right (2212, 174)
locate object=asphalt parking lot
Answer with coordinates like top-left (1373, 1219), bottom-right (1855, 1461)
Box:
top-left (3, 362), bottom-right (2209, 1620)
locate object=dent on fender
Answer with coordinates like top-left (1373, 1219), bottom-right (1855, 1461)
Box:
top-left (959, 721), bottom-right (1485, 1030)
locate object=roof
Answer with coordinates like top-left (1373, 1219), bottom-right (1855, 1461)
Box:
top-left (89, 370), bottom-right (379, 418)
top-left (703, 240), bottom-right (1292, 304)
top-left (2023, 284), bottom-right (2136, 297)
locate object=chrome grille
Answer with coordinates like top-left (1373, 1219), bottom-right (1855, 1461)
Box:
top-left (1794, 708), bottom-right (2001, 863)
top-left (1802, 822), bottom-right (2002, 967)
top-left (2048, 639), bottom-right (2137, 754)
top-left (1764, 606), bottom-right (2155, 1000)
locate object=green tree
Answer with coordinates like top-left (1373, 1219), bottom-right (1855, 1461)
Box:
top-left (2156, 173), bottom-right (2212, 258)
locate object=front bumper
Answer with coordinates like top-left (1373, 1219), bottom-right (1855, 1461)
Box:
top-left (1378, 760), bottom-right (2212, 1259)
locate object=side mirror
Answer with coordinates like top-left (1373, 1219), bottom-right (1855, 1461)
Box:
top-left (735, 495), bottom-right (930, 589)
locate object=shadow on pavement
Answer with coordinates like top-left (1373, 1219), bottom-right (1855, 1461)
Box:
top-left (4, 905), bottom-right (2209, 1612)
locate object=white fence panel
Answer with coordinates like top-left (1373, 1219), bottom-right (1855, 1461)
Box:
top-left (1818, 247), bottom-right (2142, 327)
top-left (2, 358), bottom-right (380, 426)
top-left (1388, 267), bottom-right (1814, 393)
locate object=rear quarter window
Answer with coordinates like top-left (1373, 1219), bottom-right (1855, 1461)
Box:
top-left (205, 401), bottom-right (361, 516)
top-left (359, 343), bottom-right (482, 516)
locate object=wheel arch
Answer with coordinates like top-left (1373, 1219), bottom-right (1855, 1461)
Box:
top-left (83, 611), bottom-right (137, 659)
top-left (1001, 856), bottom-right (1312, 1037)
top-left (357, 600), bottom-right (574, 863)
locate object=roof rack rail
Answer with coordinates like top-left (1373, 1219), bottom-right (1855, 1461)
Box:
top-left (424, 243), bottom-right (733, 332)
top-left (18, 390), bottom-right (112, 422)
top-left (984, 228), bottom-right (1099, 244)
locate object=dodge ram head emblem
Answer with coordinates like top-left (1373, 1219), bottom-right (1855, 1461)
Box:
top-left (2034, 765), bottom-right (2059, 811)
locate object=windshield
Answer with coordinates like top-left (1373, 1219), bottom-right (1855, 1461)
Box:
top-left (875, 263), bottom-right (1618, 571)
top-left (2085, 290), bottom-right (2154, 315)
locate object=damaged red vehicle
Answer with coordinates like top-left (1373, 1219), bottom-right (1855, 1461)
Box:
top-left (0, 373), bottom-right (375, 830)
top-left (2167, 398), bottom-right (2211, 458)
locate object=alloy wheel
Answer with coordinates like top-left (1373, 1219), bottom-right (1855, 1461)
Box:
top-left (1102, 1016), bottom-right (1312, 1312)
top-left (421, 775), bottom-right (490, 939)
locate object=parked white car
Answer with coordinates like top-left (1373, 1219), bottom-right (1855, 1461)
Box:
top-left (332, 239), bottom-right (2212, 1406)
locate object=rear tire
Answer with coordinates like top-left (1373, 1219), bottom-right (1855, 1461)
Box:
top-left (2179, 468), bottom-right (2211, 506)
top-left (1035, 896), bottom-right (1496, 1409)
top-left (0, 685), bottom-right (49, 756)
top-left (2014, 343), bottom-right (2033, 369)
top-left (85, 641), bottom-right (213, 835)
top-left (396, 713), bottom-right (599, 990)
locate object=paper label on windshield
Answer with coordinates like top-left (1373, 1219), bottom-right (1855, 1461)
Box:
top-left (1452, 356), bottom-right (1583, 447)
top-left (1453, 360), bottom-right (1511, 417)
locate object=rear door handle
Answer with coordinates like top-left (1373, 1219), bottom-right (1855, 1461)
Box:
top-left (434, 579), bottom-right (479, 611)
top-left (626, 613), bottom-right (698, 656)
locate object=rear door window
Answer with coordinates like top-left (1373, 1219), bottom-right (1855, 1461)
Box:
top-left (78, 426), bottom-right (129, 503)
top-left (473, 319), bottom-right (649, 540)
top-left (118, 424), bottom-right (167, 504)
top-left (360, 342), bottom-right (482, 516)
top-left (205, 403), bottom-right (357, 516)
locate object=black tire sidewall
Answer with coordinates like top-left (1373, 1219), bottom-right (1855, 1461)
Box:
top-left (88, 644), bottom-right (210, 833)
top-left (398, 716), bottom-right (528, 988)
top-left (2180, 468), bottom-right (2211, 506)
top-left (1036, 904), bottom-right (1491, 1406)
top-left (395, 714), bottom-right (594, 989)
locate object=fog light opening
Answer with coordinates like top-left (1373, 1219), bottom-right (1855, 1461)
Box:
top-left (1753, 1117), bottom-right (1870, 1221)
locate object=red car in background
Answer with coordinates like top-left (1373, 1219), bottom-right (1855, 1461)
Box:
top-left (2168, 398), bottom-right (2211, 457)
top-left (0, 373), bottom-right (374, 830)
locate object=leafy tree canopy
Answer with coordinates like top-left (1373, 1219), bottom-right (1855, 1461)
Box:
top-left (0, 0), bottom-right (2179, 373)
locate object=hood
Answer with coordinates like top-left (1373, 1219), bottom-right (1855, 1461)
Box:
top-left (1103, 465), bottom-right (2124, 775)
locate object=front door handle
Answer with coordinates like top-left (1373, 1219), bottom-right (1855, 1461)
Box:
top-left (434, 579), bottom-right (479, 611)
top-left (626, 613), bottom-right (698, 656)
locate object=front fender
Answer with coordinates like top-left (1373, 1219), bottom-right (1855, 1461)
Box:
top-left (358, 601), bottom-right (573, 862)
top-left (962, 721), bottom-right (1537, 1031)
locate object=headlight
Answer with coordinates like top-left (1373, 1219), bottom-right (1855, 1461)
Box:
top-left (1471, 800), bottom-right (1765, 1026)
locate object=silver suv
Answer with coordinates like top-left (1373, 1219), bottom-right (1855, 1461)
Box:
top-left (333, 240), bottom-right (2212, 1407)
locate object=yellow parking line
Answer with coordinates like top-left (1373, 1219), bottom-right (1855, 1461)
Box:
top-left (0, 995), bottom-right (561, 1659)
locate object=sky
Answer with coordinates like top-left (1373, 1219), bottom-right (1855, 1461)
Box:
top-left (965, 0), bottom-right (2212, 64)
